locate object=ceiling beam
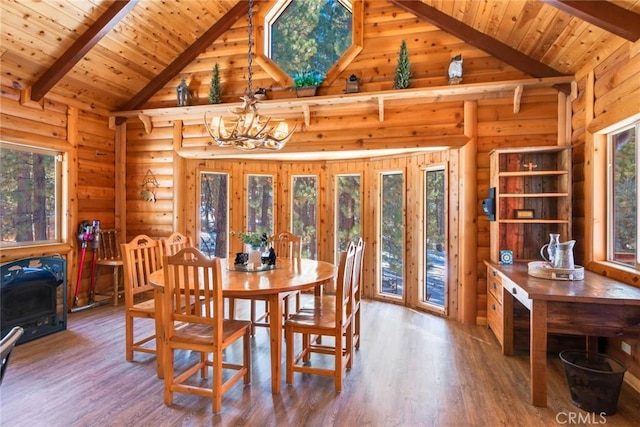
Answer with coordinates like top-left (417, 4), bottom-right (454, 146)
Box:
top-left (389, 0), bottom-right (566, 83)
top-left (30, 0), bottom-right (139, 102)
top-left (541, 0), bottom-right (640, 42)
top-left (116, 1), bottom-right (250, 116)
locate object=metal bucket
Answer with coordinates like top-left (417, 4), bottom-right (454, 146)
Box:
top-left (560, 350), bottom-right (627, 415)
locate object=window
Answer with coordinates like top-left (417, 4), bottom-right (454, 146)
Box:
top-left (247, 174), bottom-right (274, 236)
top-left (379, 171), bottom-right (404, 298)
top-left (200, 172), bottom-right (229, 257)
top-left (423, 167), bottom-right (447, 308)
top-left (291, 175), bottom-right (317, 259)
top-left (608, 121), bottom-right (638, 268)
top-left (0, 142), bottom-right (62, 247)
top-left (267, 0), bottom-right (352, 77)
top-left (335, 174), bottom-right (361, 262)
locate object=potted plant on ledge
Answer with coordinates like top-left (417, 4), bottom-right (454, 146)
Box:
top-left (293, 71), bottom-right (324, 97)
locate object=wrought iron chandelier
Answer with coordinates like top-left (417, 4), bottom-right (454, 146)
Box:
top-left (204, 0), bottom-right (295, 151)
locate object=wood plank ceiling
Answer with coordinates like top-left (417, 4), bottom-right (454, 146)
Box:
top-left (1, 0), bottom-right (639, 113)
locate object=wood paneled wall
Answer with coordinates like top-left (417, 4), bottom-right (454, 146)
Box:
top-left (571, 41), bottom-right (640, 379)
top-left (0, 84), bottom-right (116, 306)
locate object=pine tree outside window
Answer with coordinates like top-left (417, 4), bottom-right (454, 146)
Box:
top-left (266, 0), bottom-right (352, 78)
top-left (1, 142), bottom-right (62, 247)
top-left (608, 120), bottom-right (639, 269)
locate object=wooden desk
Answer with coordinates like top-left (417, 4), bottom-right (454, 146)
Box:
top-left (149, 258), bottom-right (337, 393)
top-left (487, 261), bottom-right (640, 407)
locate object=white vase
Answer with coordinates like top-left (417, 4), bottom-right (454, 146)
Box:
top-left (246, 246), bottom-right (262, 268)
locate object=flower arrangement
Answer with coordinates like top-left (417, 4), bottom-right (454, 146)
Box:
top-left (234, 231), bottom-right (268, 249)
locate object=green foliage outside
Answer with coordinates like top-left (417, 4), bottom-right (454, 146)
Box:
top-left (425, 169), bottom-right (446, 250)
top-left (208, 63), bottom-right (222, 104)
top-left (270, 0), bottom-right (351, 78)
top-left (393, 40), bottom-right (411, 89)
top-left (1, 146), bottom-right (56, 244)
top-left (612, 127), bottom-right (637, 264)
top-left (336, 175), bottom-right (361, 256)
top-left (292, 176), bottom-right (318, 259)
top-left (247, 175), bottom-right (274, 237)
top-left (381, 173), bottom-right (404, 281)
top-left (200, 173), bottom-right (228, 257)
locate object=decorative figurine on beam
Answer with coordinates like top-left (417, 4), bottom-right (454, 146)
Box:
top-left (448, 54), bottom-right (463, 85)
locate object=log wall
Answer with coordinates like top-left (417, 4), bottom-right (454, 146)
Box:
top-left (0, 84), bottom-right (116, 307)
top-left (571, 41), bottom-right (640, 379)
top-left (124, 85), bottom-right (560, 323)
top-left (142, 1), bottom-right (529, 109)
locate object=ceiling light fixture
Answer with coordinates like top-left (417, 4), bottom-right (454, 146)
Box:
top-left (204, 0), bottom-right (295, 151)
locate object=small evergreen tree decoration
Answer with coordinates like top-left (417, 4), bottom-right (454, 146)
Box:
top-left (208, 63), bottom-right (222, 104)
top-left (393, 40), bottom-right (411, 89)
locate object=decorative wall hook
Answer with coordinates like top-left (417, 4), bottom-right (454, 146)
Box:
top-left (140, 169), bottom-right (159, 203)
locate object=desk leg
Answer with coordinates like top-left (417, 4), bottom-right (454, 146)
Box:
top-left (502, 289), bottom-right (514, 356)
top-left (530, 299), bottom-right (548, 407)
top-left (154, 289), bottom-right (164, 379)
top-left (268, 293), bottom-right (282, 393)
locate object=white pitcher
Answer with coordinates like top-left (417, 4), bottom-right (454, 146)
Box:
top-left (553, 240), bottom-right (576, 269)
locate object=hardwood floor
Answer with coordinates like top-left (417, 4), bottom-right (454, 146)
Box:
top-left (2, 299), bottom-right (640, 426)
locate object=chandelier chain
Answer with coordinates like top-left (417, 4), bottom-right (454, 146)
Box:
top-left (247, 0), bottom-right (253, 96)
top-left (203, 0), bottom-right (296, 151)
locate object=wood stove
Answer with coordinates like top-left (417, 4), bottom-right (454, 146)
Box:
top-left (1, 256), bottom-right (67, 345)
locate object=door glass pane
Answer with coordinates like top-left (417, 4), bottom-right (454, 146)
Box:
top-left (424, 168), bottom-right (446, 307)
top-left (247, 175), bottom-right (274, 236)
top-left (292, 175), bottom-right (317, 259)
top-left (380, 172), bottom-right (404, 297)
top-left (336, 174), bottom-right (361, 262)
top-left (200, 172), bottom-right (228, 257)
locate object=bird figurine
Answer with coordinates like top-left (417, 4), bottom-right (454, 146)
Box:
top-left (448, 54), bottom-right (463, 85)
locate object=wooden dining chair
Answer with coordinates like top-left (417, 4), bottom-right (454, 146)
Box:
top-left (120, 234), bottom-right (163, 362)
top-left (95, 229), bottom-right (124, 306)
top-left (160, 232), bottom-right (194, 259)
top-left (162, 247), bottom-right (251, 414)
top-left (248, 231), bottom-right (302, 334)
top-left (352, 237), bottom-right (365, 350)
top-left (285, 241), bottom-right (356, 392)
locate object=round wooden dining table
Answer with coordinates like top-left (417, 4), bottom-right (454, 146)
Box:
top-left (148, 257), bottom-right (337, 393)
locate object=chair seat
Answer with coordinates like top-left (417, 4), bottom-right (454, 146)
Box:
top-left (132, 299), bottom-right (155, 313)
top-left (171, 319), bottom-right (251, 345)
top-left (96, 259), bottom-right (123, 267)
top-left (286, 309), bottom-right (338, 329)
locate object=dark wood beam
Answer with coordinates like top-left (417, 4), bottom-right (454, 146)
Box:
top-left (541, 0), bottom-right (640, 42)
top-left (389, 0), bottom-right (567, 85)
top-left (30, 0), bottom-right (139, 102)
top-left (116, 1), bottom-right (250, 118)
